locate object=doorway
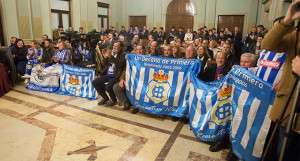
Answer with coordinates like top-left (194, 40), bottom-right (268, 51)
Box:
top-left (129, 16), bottom-right (146, 29)
top-left (166, 0), bottom-right (195, 33)
top-left (217, 15), bottom-right (245, 35)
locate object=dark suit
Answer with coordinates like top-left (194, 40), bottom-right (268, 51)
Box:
top-left (200, 63), bottom-right (231, 82)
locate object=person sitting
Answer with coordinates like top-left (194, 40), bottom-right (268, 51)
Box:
top-left (128, 35), bottom-right (139, 52)
top-left (194, 38), bottom-right (201, 47)
top-left (248, 35), bottom-right (263, 56)
top-left (172, 44), bottom-right (182, 59)
top-left (78, 42), bottom-right (93, 68)
top-left (149, 27), bottom-right (159, 41)
top-left (9, 37), bottom-right (17, 53)
top-left (12, 39), bottom-right (28, 76)
top-left (27, 41), bottom-right (70, 92)
top-left (184, 29), bottom-right (193, 43)
top-left (202, 39), bottom-right (214, 59)
top-left (223, 43), bottom-right (238, 67)
top-left (209, 40), bottom-right (219, 59)
top-left (40, 39), bottom-right (55, 67)
top-left (196, 44), bottom-right (212, 78)
top-left (162, 45), bottom-right (173, 58)
top-left (206, 30), bottom-right (217, 41)
top-left (148, 41), bottom-right (162, 56)
top-left (92, 41), bottom-right (126, 107)
top-left (239, 53), bottom-right (257, 68)
top-left (21, 41), bottom-right (43, 85)
top-left (40, 35), bottom-right (48, 49)
top-left (113, 43), bottom-right (145, 114)
top-left (200, 51), bottom-right (231, 82)
top-left (119, 26), bottom-right (128, 38)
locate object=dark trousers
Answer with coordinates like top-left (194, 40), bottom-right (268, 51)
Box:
top-left (92, 75), bottom-right (117, 101)
top-left (277, 125), bottom-right (300, 161)
top-left (15, 60), bottom-right (27, 76)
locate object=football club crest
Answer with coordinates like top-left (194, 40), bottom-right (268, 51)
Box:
top-left (34, 69), bottom-right (45, 83)
top-left (211, 83), bottom-right (233, 125)
top-left (66, 75), bottom-right (80, 96)
top-left (146, 70), bottom-right (170, 103)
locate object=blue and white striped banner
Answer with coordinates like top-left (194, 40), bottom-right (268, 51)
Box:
top-left (125, 54), bottom-right (201, 117)
top-left (189, 66), bottom-right (275, 161)
top-left (55, 64), bottom-right (97, 100)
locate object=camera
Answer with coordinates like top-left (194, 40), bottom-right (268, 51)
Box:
top-left (296, 2), bottom-right (300, 11)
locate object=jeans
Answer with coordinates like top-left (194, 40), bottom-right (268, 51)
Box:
top-left (15, 61), bottom-right (27, 76)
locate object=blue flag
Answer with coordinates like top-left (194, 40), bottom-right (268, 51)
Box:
top-left (55, 64), bottom-right (97, 100)
top-left (189, 66), bottom-right (275, 161)
top-left (125, 54), bottom-right (201, 117)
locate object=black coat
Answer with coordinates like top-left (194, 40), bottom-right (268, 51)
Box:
top-left (200, 63), bottom-right (231, 82)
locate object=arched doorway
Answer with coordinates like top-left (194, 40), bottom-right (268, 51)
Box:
top-left (166, 0), bottom-right (195, 33)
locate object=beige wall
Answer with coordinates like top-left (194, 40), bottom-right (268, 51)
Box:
top-left (0, 0), bottom-right (117, 45)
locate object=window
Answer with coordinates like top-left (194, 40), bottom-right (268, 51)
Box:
top-left (98, 2), bottom-right (109, 31)
top-left (50, 0), bottom-right (71, 31)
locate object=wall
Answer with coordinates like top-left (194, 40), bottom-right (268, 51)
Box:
top-left (1, 0), bottom-right (267, 45)
top-left (0, 0), bottom-right (117, 45)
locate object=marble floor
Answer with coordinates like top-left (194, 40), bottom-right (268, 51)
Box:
top-left (0, 83), bottom-right (229, 161)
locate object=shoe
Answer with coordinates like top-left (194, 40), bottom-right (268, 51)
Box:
top-left (209, 138), bottom-right (228, 152)
top-left (106, 100), bottom-right (117, 106)
top-left (21, 74), bottom-right (30, 79)
top-left (226, 149), bottom-right (239, 161)
top-left (98, 98), bottom-right (109, 105)
top-left (172, 116), bottom-right (180, 122)
top-left (181, 117), bottom-right (189, 124)
top-left (131, 107), bottom-right (139, 114)
top-left (122, 101), bottom-right (132, 111)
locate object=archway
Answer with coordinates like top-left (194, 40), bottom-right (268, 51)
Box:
top-left (166, 0), bottom-right (195, 33)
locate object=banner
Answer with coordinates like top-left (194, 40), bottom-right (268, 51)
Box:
top-left (189, 66), bottom-right (275, 161)
top-left (125, 54), bottom-right (201, 117)
top-left (27, 64), bottom-right (62, 93)
top-left (55, 64), bottom-right (97, 100)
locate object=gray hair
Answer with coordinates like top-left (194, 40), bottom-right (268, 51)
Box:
top-left (241, 53), bottom-right (257, 64)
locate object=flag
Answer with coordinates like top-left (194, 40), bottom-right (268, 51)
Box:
top-left (27, 63), bottom-right (62, 93)
top-left (189, 66), bottom-right (275, 161)
top-left (55, 64), bottom-right (97, 100)
top-left (255, 50), bottom-right (286, 84)
top-left (125, 54), bottom-right (201, 117)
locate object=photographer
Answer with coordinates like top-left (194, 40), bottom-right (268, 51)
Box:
top-left (261, 1), bottom-right (300, 160)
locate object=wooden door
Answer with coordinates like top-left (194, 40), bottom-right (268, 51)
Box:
top-left (129, 16), bottom-right (146, 29)
top-left (218, 15), bottom-right (244, 34)
top-left (166, 0), bottom-right (195, 33)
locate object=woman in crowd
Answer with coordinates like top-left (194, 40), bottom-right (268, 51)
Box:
top-left (209, 40), bottom-right (219, 59)
top-left (21, 41), bottom-right (43, 85)
top-left (12, 39), bottom-right (28, 76)
top-left (184, 29), bottom-right (193, 43)
top-left (172, 44), bottom-right (182, 58)
top-left (196, 44), bottom-right (212, 77)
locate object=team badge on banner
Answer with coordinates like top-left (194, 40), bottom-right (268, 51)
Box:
top-left (55, 64), bottom-right (97, 100)
top-left (125, 54), bottom-right (201, 117)
top-left (27, 64), bottom-right (63, 93)
top-left (189, 66), bottom-right (275, 161)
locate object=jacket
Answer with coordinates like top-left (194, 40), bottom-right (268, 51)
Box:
top-left (261, 20), bottom-right (300, 132)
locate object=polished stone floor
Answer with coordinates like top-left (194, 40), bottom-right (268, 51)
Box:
top-left (0, 83), bottom-right (229, 161)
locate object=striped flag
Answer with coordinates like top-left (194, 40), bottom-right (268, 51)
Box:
top-left (255, 50), bottom-right (286, 84)
top-left (189, 66), bottom-right (275, 161)
top-left (125, 54), bottom-right (201, 117)
top-left (55, 64), bottom-right (97, 100)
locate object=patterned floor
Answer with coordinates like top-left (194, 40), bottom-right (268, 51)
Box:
top-left (0, 83), bottom-right (229, 161)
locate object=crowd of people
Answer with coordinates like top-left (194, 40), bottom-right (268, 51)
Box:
top-left (3, 8), bottom-right (300, 159)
